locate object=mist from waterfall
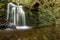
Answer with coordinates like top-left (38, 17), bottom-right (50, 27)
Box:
top-left (7, 2), bottom-right (31, 30)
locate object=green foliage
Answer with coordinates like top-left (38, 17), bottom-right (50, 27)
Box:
top-left (39, 8), bottom-right (55, 26)
top-left (0, 0), bottom-right (8, 19)
top-left (24, 0), bottom-right (56, 26)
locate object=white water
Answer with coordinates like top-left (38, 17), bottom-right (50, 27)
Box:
top-left (7, 2), bottom-right (31, 30)
top-left (17, 5), bottom-right (26, 26)
top-left (7, 2), bottom-right (16, 26)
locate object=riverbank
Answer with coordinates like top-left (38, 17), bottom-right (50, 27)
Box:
top-left (0, 25), bottom-right (59, 40)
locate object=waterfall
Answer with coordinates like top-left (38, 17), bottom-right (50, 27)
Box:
top-left (7, 2), bottom-right (31, 30)
top-left (17, 5), bottom-right (26, 26)
top-left (7, 2), bottom-right (16, 26)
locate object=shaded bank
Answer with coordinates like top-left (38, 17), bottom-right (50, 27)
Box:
top-left (0, 25), bottom-right (57, 40)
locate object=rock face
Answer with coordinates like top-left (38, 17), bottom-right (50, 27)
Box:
top-left (0, 17), bottom-right (8, 30)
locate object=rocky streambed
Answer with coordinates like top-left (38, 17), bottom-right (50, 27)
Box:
top-left (0, 25), bottom-right (59, 40)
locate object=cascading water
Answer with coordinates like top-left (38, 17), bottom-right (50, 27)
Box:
top-left (7, 2), bottom-right (16, 29)
top-left (7, 2), bottom-right (31, 30)
top-left (17, 5), bottom-right (26, 26)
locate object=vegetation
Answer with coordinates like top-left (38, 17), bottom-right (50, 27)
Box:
top-left (0, 0), bottom-right (60, 26)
